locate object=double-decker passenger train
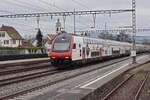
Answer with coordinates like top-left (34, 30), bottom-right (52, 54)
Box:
top-left (50, 33), bottom-right (150, 67)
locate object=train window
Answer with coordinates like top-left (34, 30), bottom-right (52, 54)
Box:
top-left (105, 50), bottom-right (107, 54)
top-left (79, 44), bottom-right (81, 48)
top-left (91, 51), bottom-right (99, 57)
top-left (73, 43), bottom-right (76, 49)
top-left (52, 34), bottom-right (72, 52)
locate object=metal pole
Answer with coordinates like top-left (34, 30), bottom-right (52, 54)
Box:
top-left (74, 9), bottom-right (76, 34)
top-left (37, 16), bottom-right (40, 29)
top-left (63, 16), bottom-right (66, 31)
top-left (105, 22), bottom-right (107, 39)
top-left (93, 14), bottom-right (96, 28)
top-left (132, 0), bottom-right (137, 64)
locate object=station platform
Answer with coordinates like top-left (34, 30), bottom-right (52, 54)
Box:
top-left (0, 57), bottom-right (50, 66)
top-left (12, 54), bottom-right (150, 100)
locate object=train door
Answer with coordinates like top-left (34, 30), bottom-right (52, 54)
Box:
top-left (112, 48), bottom-right (114, 57)
top-left (72, 43), bottom-right (81, 61)
top-left (119, 48), bottom-right (121, 56)
top-left (82, 47), bottom-right (86, 63)
top-left (99, 48), bottom-right (102, 60)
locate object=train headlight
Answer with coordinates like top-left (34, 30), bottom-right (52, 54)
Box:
top-left (52, 57), bottom-right (55, 59)
top-left (65, 57), bottom-right (69, 59)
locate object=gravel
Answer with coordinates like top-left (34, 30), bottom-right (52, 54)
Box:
top-left (0, 62), bottom-right (52, 80)
top-left (107, 72), bottom-right (146, 100)
top-left (102, 61), bottom-right (150, 100)
top-left (137, 67), bottom-right (150, 100)
top-left (0, 67), bottom-right (52, 81)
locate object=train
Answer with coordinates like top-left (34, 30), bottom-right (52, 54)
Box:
top-left (50, 33), bottom-right (150, 68)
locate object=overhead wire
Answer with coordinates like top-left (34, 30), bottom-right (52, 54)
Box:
top-left (0, 10), bottom-right (15, 14)
top-left (0, 19), bottom-right (35, 29)
top-left (72, 0), bottom-right (90, 10)
top-left (71, 0), bottom-right (98, 29)
top-left (13, 0), bottom-right (52, 12)
top-left (2, 0), bottom-right (46, 13)
top-left (38, 0), bottom-right (67, 11)
top-left (0, 22), bottom-right (36, 36)
top-left (0, 0), bottom-right (99, 34)
top-left (2, 0), bottom-right (37, 12)
top-left (0, 17), bottom-right (56, 34)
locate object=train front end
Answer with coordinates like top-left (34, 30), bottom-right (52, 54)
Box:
top-left (50, 34), bottom-right (73, 67)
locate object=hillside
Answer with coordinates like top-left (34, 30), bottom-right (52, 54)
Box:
top-left (136, 36), bottom-right (150, 43)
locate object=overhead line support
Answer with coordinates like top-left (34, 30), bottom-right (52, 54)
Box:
top-left (132, 0), bottom-right (136, 64)
top-left (0, 9), bottom-right (133, 18)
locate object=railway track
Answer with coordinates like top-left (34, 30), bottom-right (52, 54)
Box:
top-left (0, 69), bottom-right (59, 87)
top-left (0, 62), bottom-right (51, 76)
top-left (0, 58), bottom-right (50, 68)
top-left (134, 73), bottom-right (150, 100)
top-left (0, 56), bottom-right (132, 100)
top-left (102, 62), bottom-right (150, 100)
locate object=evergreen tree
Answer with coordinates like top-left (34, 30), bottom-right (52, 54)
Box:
top-left (36, 29), bottom-right (43, 47)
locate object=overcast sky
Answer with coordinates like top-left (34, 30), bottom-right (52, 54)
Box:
top-left (0, 0), bottom-right (150, 38)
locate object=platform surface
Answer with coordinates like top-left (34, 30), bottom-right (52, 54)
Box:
top-left (0, 57), bottom-right (49, 65)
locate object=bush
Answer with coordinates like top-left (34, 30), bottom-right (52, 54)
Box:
top-left (0, 46), bottom-right (46, 50)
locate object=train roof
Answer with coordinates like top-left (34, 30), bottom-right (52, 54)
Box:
top-left (57, 33), bottom-right (149, 47)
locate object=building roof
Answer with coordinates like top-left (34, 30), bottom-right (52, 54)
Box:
top-left (46, 34), bottom-right (57, 41)
top-left (0, 25), bottom-right (23, 40)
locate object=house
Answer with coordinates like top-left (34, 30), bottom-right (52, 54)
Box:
top-left (44, 34), bottom-right (57, 49)
top-left (30, 34), bottom-right (56, 55)
top-left (0, 25), bottom-right (23, 47)
top-left (31, 34), bottom-right (57, 55)
top-left (22, 40), bottom-right (33, 47)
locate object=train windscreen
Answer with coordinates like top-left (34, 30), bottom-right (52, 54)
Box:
top-left (52, 34), bottom-right (72, 52)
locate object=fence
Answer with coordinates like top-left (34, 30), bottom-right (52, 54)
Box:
top-left (0, 47), bottom-right (48, 55)
top-left (0, 47), bottom-right (49, 61)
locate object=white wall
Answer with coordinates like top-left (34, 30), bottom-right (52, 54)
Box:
top-left (0, 31), bottom-right (22, 47)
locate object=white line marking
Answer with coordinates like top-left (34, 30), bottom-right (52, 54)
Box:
top-left (75, 64), bottom-right (117, 88)
top-left (137, 55), bottom-right (147, 60)
top-left (80, 63), bottom-right (129, 88)
top-left (80, 55), bottom-right (147, 89)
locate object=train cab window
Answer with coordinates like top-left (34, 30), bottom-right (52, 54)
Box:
top-left (52, 34), bottom-right (72, 52)
top-left (73, 43), bottom-right (76, 49)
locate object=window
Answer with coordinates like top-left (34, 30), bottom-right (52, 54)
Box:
top-left (13, 40), bottom-right (16, 44)
top-left (2, 33), bottom-right (5, 37)
top-left (53, 42), bottom-right (70, 51)
top-left (80, 50), bottom-right (81, 56)
top-left (79, 44), bottom-right (81, 48)
top-left (52, 34), bottom-right (72, 53)
top-left (73, 43), bottom-right (76, 49)
top-left (4, 40), bottom-right (9, 44)
top-left (91, 51), bottom-right (100, 57)
top-left (0, 33), bottom-right (5, 37)
top-left (105, 50), bottom-right (107, 54)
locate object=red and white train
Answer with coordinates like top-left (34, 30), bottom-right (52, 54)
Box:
top-left (50, 33), bottom-right (150, 67)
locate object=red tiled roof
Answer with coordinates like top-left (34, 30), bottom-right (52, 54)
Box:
top-left (46, 34), bottom-right (57, 41)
